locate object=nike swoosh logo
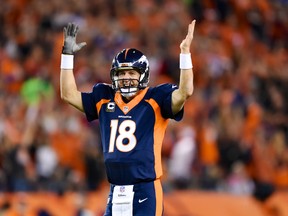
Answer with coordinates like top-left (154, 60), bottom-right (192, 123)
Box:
top-left (138, 198), bottom-right (148, 203)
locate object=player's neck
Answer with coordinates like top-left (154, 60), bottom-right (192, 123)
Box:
top-left (122, 95), bottom-right (134, 103)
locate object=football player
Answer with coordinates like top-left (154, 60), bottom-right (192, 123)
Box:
top-left (60, 20), bottom-right (196, 216)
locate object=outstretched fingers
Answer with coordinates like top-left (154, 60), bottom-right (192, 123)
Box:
top-left (63, 27), bottom-right (67, 39)
top-left (78, 42), bottom-right (87, 49)
top-left (186, 20), bottom-right (196, 41)
top-left (180, 20), bottom-right (196, 52)
top-left (66, 23), bottom-right (72, 36)
top-left (63, 22), bottom-right (87, 53)
top-left (74, 25), bottom-right (79, 37)
top-left (72, 24), bottom-right (79, 37)
top-left (64, 23), bottom-right (79, 38)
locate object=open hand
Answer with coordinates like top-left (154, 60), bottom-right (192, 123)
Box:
top-left (62, 23), bottom-right (87, 55)
top-left (180, 20), bottom-right (196, 54)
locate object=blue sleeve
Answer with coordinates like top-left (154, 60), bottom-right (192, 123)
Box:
top-left (81, 83), bottom-right (111, 122)
top-left (153, 84), bottom-right (184, 121)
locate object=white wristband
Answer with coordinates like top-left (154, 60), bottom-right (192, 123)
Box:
top-left (61, 54), bottom-right (74, 69)
top-left (179, 53), bottom-right (193, 69)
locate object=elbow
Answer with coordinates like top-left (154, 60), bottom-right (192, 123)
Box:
top-left (60, 94), bottom-right (67, 102)
top-left (60, 90), bottom-right (66, 101)
top-left (187, 89), bottom-right (194, 98)
top-left (178, 87), bottom-right (193, 102)
top-left (61, 95), bottom-right (69, 104)
top-left (60, 90), bottom-right (70, 103)
top-left (185, 86), bottom-right (194, 98)
top-left (180, 83), bottom-right (194, 99)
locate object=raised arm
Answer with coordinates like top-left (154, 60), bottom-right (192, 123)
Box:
top-left (60, 23), bottom-right (86, 111)
top-left (172, 20), bottom-right (196, 114)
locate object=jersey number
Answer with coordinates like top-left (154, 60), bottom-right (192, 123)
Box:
top-left (109, 120), bottom-right (137, 152)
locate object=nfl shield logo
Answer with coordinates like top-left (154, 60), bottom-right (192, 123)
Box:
top-left (123, 106), bottom-right (129, 112)
top-left (120, 186), bottom-right (125, 193)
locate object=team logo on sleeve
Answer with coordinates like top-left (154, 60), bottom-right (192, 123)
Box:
top-left (106, 102), bottom-right (115, 112)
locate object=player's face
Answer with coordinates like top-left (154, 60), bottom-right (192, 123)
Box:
top-left (117, 69), bottom-right (140, 88)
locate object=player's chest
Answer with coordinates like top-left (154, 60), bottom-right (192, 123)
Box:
top-left (100, 101), bottom-right (155, 120)
top-left (100, 102), bottom-right (156, 153)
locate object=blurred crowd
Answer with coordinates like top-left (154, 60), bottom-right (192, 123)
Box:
top-left (0, 0), bottom-right (288, 204)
